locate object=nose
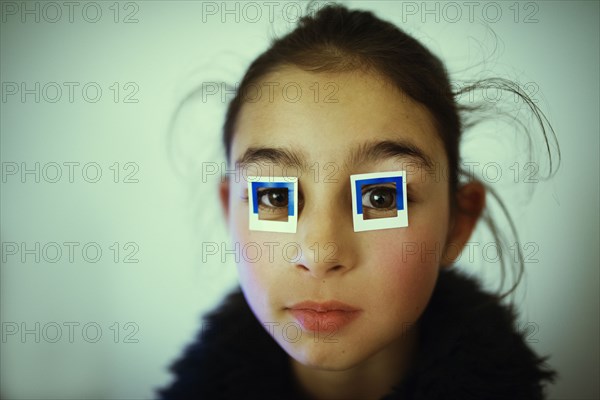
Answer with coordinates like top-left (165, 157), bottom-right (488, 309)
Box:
top-left (292, 192), bottom-right (357, 279)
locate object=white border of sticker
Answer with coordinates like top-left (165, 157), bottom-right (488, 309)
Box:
top-left (350, 170), bottom-right (408, 232)
top-left (247, 176), bottom-right (298, 233)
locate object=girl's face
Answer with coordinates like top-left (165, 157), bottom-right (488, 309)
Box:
top-left (221, 67), bottom-right (454, 370)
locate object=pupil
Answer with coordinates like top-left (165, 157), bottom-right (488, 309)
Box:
top-left (270, 191), bottom-right (287, 206)
top-left (371, 189), bottom-right (392, 208)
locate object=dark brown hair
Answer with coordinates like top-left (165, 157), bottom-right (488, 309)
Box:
top-left (218, 3), bottom-right (559, 299)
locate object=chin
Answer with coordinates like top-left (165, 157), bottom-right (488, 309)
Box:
top-left (281, 337), bottom-right (368, 371)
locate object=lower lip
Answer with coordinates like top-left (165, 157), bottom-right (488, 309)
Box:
top-left (288, 309), bottom-right (361, 333)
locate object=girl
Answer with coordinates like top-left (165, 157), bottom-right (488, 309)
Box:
top-left (160, 3), bottom-right (558, 399)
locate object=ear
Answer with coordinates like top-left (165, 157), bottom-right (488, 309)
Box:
top-left (441, 181), bottom-right (486, 267)
top-left (219, 178), bottom-right (230, 227)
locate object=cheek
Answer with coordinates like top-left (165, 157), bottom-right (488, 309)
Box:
top-left (228, 206), bottom-right (292, 319)
top-left (229, 203), bottom-right (261, 292)
top-left (363, 219), bottom-right (448, 322)
top-left (229, 222), bottom-right (269, 291)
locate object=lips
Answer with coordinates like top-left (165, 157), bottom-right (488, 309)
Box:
top-left (287, 301), bottom-right (362, 333)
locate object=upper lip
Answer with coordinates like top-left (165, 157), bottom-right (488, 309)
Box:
top-left (287, 300), bottom-right (361, 312)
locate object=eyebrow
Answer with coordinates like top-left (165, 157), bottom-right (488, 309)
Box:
top-left (348, 139), bottom-right (435, 171)
top-left (236, 146), bottom-right (310, 171)
top-left (235, 139), bottom-right (435, 173)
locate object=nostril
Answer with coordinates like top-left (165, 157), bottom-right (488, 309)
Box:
top-left (297, 264), bottom-right (310, 272)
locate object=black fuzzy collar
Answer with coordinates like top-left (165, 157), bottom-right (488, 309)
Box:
top-left (158, 268), bottom-right (556, 399)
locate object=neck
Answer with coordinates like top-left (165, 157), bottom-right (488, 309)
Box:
top-left (290, 323), bottom-right (419, 400)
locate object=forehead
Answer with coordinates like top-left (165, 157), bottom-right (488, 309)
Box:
top-left (231, 66), bottom-right (446, 170)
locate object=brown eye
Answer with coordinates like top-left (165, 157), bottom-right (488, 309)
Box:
top-left (259, 189), bottom-right (288, 208)
top-left (362, 187), bottom-right (396, 209)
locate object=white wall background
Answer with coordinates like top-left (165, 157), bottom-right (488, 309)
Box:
top-left (1, 1), bottom-right (598, 399)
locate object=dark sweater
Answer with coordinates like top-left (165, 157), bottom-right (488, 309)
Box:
top-left (158, 268), bottom-right (556, 399)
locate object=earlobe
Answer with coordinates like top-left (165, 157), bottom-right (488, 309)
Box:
top-left (219, 179), bottom-right (230, 226)
top-left (441, 181), bottom-right (486, 267)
